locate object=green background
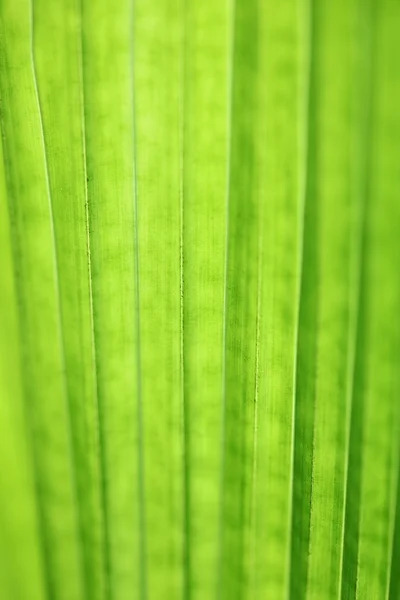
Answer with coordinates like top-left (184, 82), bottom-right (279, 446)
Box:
top-left (0, 0), bottom-right (399, 598)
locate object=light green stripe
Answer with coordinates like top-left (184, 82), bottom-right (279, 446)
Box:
top-left (251, 1), bottom-right (305, 597)
top-left (183, 1), bottom-right (229, 598)
top-left (133, 1), bottom-right (185, 597)
top-left (0, 100), bottom-right (47, 600)
top-left (81, 0), bottom-right (141, 595)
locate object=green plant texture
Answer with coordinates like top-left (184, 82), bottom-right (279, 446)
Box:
top-left (0, 0), bottom-right (399, 599)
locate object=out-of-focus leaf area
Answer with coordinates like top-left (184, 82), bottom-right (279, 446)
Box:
top-left (0, 0), bottom-right (399, 598)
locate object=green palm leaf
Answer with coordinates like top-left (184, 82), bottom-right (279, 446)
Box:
top-left (0, 0), bottom-right (399, 599)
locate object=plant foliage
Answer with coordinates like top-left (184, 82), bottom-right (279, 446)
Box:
top-left (0, 0), bottom-right (399, 599)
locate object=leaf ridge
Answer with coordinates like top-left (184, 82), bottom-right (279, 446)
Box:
top-left (30, 0), bottom-right (86, 595)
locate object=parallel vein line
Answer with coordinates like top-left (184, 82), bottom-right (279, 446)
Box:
top-left (179, 1), bottom-right (191, 597)
top-left (30, 0), bottom-right (87, 596)
top-left (217, 0), bottom-right (236, 596)
top-left (339, 1), bottom-right (375, 596)
top-left (78, 0), bottom-right (110, 596)
top-left (286, 0), bottom-right (313, 596)
top-left (131, 1), bottom-right (147, 596)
